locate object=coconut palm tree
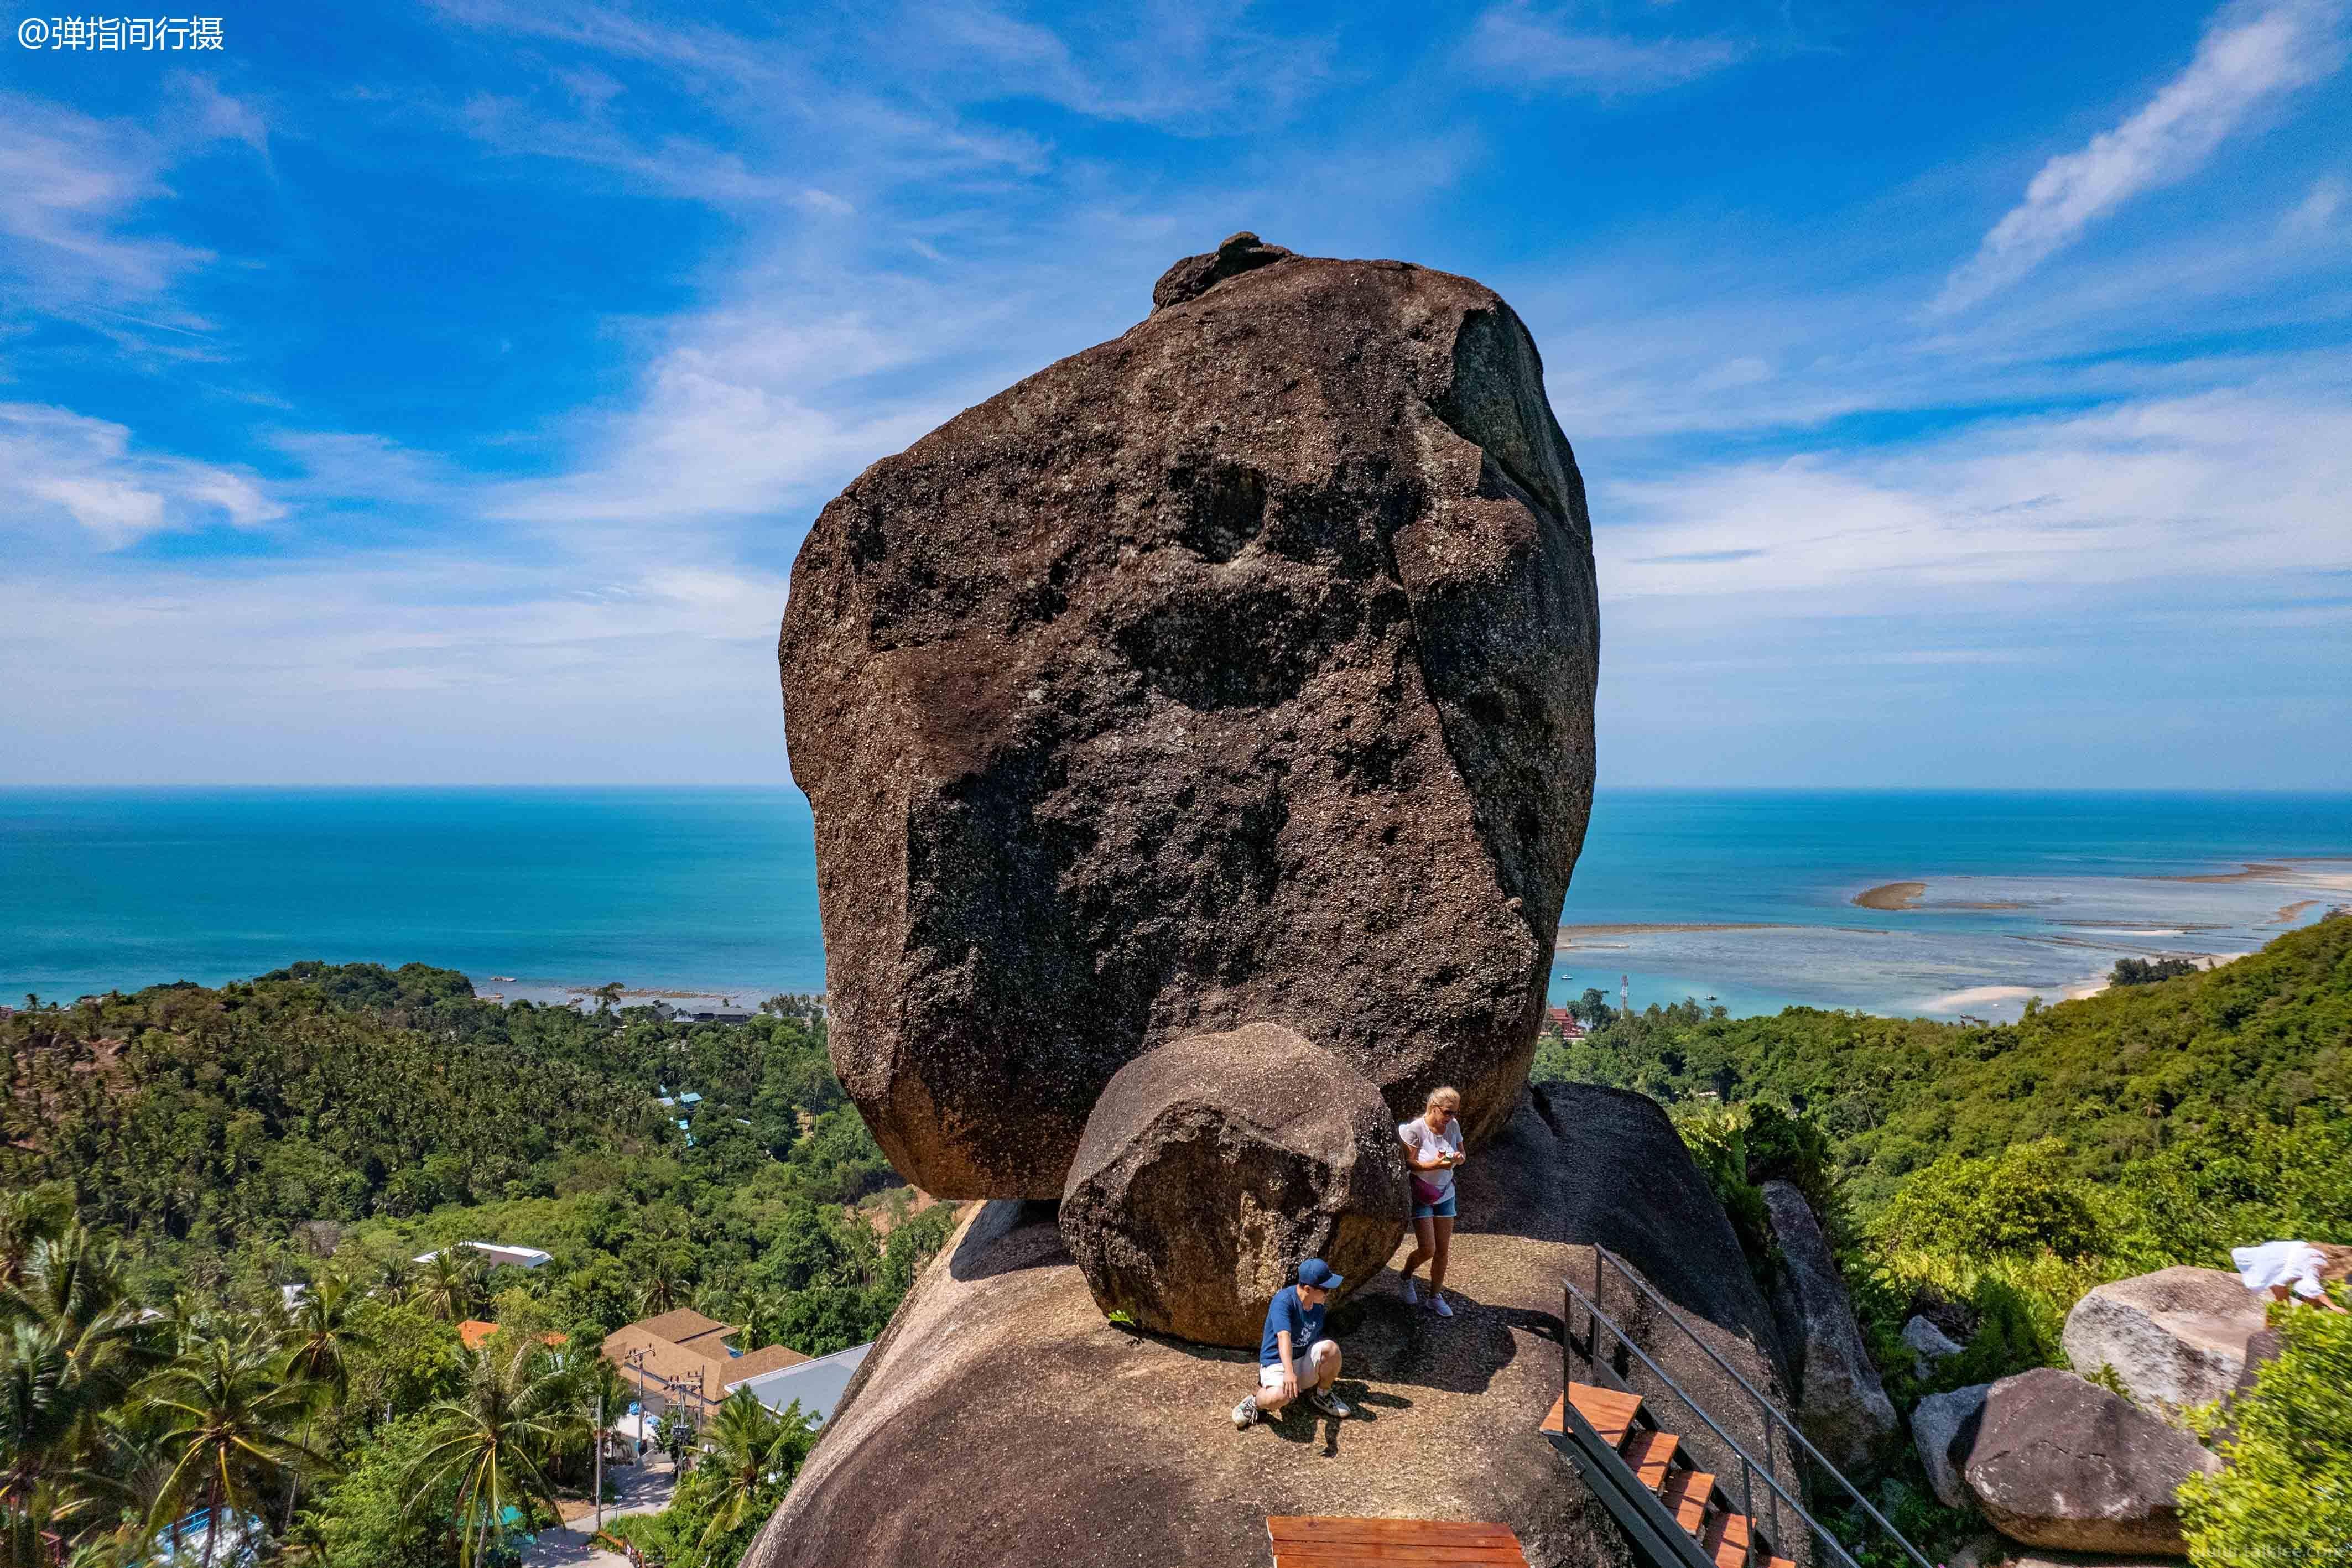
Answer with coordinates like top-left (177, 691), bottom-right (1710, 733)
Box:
top-left (413, 1250), bottom-right (483, 1326)
top-left (400, 1341), bottom-right (569, 1568)
top-left (359, 1250), bottom-right (414, 1308)
top-left (633, 1255), bottom-right (686, 1320)
top-left (141, 1330), bottom-right (319, 1568)
top-left (0, 1192), bottom-right (67, 1294)
top-left (694, 1390), bottom-right (815, 1553)
top-left (0, 1230), bottom-right (160, 1489)
top-left (277, 1277), bottom-right (372, 1515)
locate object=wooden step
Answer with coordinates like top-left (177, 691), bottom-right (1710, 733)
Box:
top-left (1622, 1428), bottom-right (1680, 1493)
top-left (1550, 1382), bottom-right (1643, 1450)
top-left (1703, 1507), bottom-right (1767, 1568)
top-left (1660, 1469), bottom-right (1715, 1535)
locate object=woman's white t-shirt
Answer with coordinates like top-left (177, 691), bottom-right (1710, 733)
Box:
top-left (1399, 1117), bottom-right (1463, 1200)
top-left (2234, 1240), bottom-right (2328, 1299)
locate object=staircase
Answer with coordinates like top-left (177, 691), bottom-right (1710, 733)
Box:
top-left (1549, 1249), bottom-right (1937, 1568)
top-left (1544, 1383), bottom-right (1793, 1568)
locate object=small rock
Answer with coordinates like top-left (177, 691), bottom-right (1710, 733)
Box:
top-left (1962, 1367), bottom-right (2220, 1555)
top-left (1059, 1024), bottom-right (1410, 1346)
top-left (1903, 1312), bottom-right (1965, 1372)
top-left (1913, 1381), bottom-right (1991, 1509)
top-left (1762, 1181), bottom-right (1898, 1471)
top-left (1149, 230), bottom-right (1297, 312)
top-left (2060, 1265), bottom-right (2267, 1421)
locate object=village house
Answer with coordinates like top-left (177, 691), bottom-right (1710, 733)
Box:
top-left (601, 1307), bottom-right (812, 1422)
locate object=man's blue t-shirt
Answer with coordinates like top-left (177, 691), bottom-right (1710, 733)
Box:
top-left (1258, 1285), bottom-right (1326, 1367)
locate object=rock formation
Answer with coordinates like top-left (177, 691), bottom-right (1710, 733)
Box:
top-left (1912, 1381), bottom-right (1990, 1509)
top-left (1961, 1368), bottom-right (2220, 1555)
top-left (1902, 1312), bottom-right (1965, 1374)
top-left (1761, 1180), bottom-right (1898, 1472)
top-left (1059, 1024), bottom-right (1409, 1346)
top-left (743, 1085), bottom-right (1793, 1568)
top-left (780, 234), bottom-right (1599, 1199)
top-left (2060, 1265), bottom-right (2266, 1422)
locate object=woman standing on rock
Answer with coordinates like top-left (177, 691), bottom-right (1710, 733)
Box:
top-left (1397, 1086), bottom-right (1465, 1318)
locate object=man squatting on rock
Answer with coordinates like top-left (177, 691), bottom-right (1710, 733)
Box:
top-left (1235, 1258), bottom-right (1350, 1428)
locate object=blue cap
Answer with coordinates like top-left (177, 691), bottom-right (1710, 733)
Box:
top-left (1298, 1258), bottom-right (1342, 1289)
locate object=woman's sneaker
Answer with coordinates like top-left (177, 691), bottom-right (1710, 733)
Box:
top-left (1231, 1395), bottom-right (1260, 1429)
top-left (1400, 1277), bottom-right (1420, 1306)
top-left (1307, 1387), bottom-right (1351, 1419)
top-left (1429, 1294), bottom-right (1454, 1319)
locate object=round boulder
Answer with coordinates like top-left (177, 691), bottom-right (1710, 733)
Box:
top-left (1059, 1024), bottom-right (1409, 1346)
top-left (1963, 1367), bottom-right (2220, 1555)
top-left (2060, 1265), bottom-right (2267, 1421)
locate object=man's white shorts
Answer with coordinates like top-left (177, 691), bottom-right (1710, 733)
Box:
top-left (1258, 1338), bottom-right (1338, 1388)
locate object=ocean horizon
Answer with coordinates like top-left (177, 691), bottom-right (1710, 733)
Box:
top-left (4, 785), bottom-right (2349, 1023)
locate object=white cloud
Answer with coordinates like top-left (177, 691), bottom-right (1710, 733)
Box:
top-left (1598, 376), bottom-right (2352, 606)
top-left (0, 402), bottom-right (283, 548)
top-left (0, 94), bottom-right (213, 307)
top-left (1936, 0), bottom-right (2349, 313)
top-left (2281, 173), bottom-right (2346, 235)
top-left (1463, 1), bottom-right (1748, 95)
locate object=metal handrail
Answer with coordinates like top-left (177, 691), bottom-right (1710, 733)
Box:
top-left (1569, 1246), bottom-right (1934, 1568)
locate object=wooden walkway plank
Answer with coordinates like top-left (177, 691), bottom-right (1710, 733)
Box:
top-left (1268, 1518), bottom-right (1520, 1546)
top-left (1271, 1547), bottom-right (1530, 1566)
top-left (1267, 1516), bottom-right (1529, 1568)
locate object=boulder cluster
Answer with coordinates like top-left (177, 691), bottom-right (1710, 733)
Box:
top-left (1911, 1264), bottom-right (2272, 1561)
top-left (779, 233), bottom-right (1598, 1345)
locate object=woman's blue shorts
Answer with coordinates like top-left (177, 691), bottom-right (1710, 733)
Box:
top-left (1412, 1194), bottom-right (1458, 1220)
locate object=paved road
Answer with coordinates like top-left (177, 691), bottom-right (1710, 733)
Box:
top-left (523, 1455), bottom-right (677, 1567)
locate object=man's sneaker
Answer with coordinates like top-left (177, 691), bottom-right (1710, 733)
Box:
top-left (1307, 1387), bottom-right (1351, 1419)
top-left (1429, 1294), bottom-right (1454, 1319)
top-left (1231, 1395), bottom-right (1260, 1430)
top-left (1400, 1277), bottom-right (1420, 1306)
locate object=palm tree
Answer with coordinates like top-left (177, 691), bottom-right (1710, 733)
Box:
top-left (277, 1277), bottom-right (372, 1515)
top-left (0, 1192), bottom-right (67, 1293)
top-left (400, 1342), bottom-right (569, 1568)
top-left (360, 1250), bottom-right (414, 1307)
top-left (141, 1331), bottom-right (319, 1568)
top-left (694, 1390), bottom-right (816, 1553)
top-left (0, 1230), bottom-right (160, 1492)
top-left (633, 1254), bottom-right (686, 1320)
top-left (413, 1250), bottom-right (483, 1326)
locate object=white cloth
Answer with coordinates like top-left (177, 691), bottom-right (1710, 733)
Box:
top-left (1258, 1339), bottom-right (1337, 1388)
top-left (2233, 1240), bottom-right (2328, 1299)
top-left (1398, 1116), bottom-right (1462, 1201)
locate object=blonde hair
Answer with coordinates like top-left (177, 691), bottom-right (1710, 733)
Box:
top-left (2317, 1243), bottom-right (2352, 1284)
top-left (1424, 1085), bottom-right (1462, 1114)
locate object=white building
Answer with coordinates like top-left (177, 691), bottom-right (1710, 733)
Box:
top-left (729, 1342), bottom-right (873, 1427)
top-left (412, 1242), bottom-right (554, 1270)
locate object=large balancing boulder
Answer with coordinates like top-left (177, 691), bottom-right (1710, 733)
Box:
top-left (1962, 1368), bottom-right (2220, 1555)
top-left (780, 235), bottom-right (1599, 1197)
top-left (1059, 1024), bottom-right (1409, 1346)
top-left (1762, 1180), bottom-right (1898, 1471)
top-left (2060, 1265), bottom-right (2267, 1421)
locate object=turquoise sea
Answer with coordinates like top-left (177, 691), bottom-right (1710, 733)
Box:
top-left (3, 789), bottom-right (2349, 1022)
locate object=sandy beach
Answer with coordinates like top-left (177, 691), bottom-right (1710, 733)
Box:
top-left (1853, 881), bottom-right (1926, 910)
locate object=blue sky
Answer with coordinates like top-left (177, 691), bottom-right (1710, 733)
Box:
top-left (2, 0), bottom-right (2348, 788)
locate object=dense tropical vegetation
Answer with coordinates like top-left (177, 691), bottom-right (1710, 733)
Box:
top-left (1538, 910), bottom-right (2351, 1565)
top-left (0, 965), bottom-right (956, 1564)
